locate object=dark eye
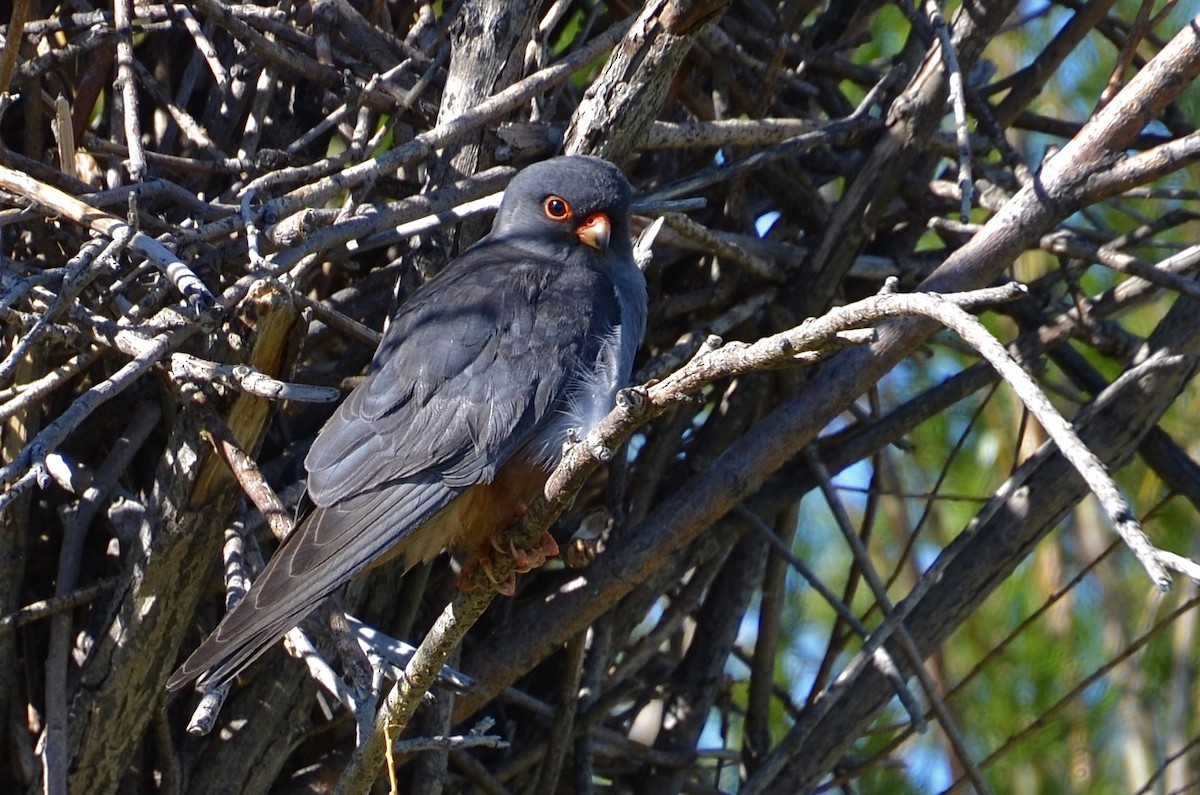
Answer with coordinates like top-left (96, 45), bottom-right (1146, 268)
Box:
top-left (544, 196), bottom-right (571, 221)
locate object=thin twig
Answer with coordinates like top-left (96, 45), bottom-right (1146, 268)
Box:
top-left (191, 18), bottom-right (634, 248)
top-left (0, 236), bottom-right (118, 383)
top-left (926, 0), bottom-right (973, 221)
top-left (114, 0), bottom-right (146, 180)
top-left (0, 577), bottom-right (119, 634)
top-left (169, 352), bottom-right (341, 403)
top-left (802, 445), bottom-right (992, 794)
top-left (735, 504), bottom-right (925, 731)
top-left (0, 165), bottom-right (215, 310)
top-left (0, 317), bottom-right (196, 510)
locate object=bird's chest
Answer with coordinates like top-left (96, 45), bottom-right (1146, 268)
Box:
top-left (534, 323), bottom-right (628, 468)
top-left (526, 265), bottom-right (643, 468)
top-left (571, 324), bottom-right (625, 423)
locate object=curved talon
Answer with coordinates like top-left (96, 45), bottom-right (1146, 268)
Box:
top-left (501, 531), bottom-right (559, 574)
top-left (458, 553), bottom-right (517, 596)
top-left (460, 529), bottom-right (559, 593)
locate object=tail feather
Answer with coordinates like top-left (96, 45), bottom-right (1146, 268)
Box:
top-left (167, 480), bottom-right (457, 692)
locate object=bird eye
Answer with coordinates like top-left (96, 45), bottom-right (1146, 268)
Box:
top-left (544, 196), bottom-right (571, 221)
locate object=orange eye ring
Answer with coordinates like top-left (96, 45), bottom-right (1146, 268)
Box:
top-left (544, 196), bottom-right (572, 221)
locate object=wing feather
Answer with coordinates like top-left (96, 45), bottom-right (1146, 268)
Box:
top-left (306, 239), bottom-right (620, 502)
top-left (168, 238), bottom-right (625, 690)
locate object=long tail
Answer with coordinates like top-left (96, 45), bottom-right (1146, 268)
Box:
top-left (167, 480), bottom-right (456, 691)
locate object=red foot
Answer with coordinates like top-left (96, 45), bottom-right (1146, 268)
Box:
top-left (512, 531), bottom-right (559, 573)
top-left (458, 553), bottom-right (516, 596)
top-left (458, 531), bottom-right (560, 594)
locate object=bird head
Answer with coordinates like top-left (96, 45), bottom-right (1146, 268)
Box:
top-left (491, 155), bottom-right (635, 268)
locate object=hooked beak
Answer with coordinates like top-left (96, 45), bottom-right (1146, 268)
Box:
top-left (576, 212), bottom-right (611, 253)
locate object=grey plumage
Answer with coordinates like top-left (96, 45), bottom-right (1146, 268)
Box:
top-left (168, 156), bottom-right (646, 691)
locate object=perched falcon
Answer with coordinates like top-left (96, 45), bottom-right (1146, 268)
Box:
top-left (168, 156), bottom-right (647, 691)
